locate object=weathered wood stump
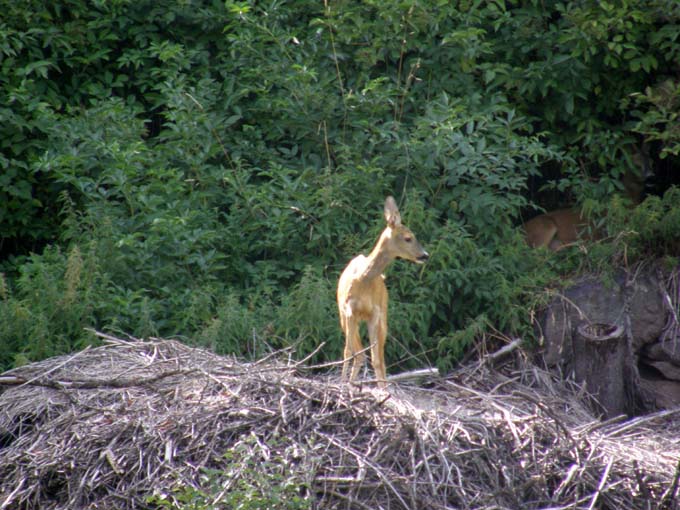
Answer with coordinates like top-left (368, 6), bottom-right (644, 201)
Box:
top-left (539, 266), bottom-right (680, 414)
top-left (573, 323), bottom-right (630, 418)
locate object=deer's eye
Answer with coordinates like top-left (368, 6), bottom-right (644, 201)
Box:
top-left (404, 236), bottom-right (413, 243)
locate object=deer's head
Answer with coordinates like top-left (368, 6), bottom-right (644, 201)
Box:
top-left (383, 196), bottom-right (429, 264)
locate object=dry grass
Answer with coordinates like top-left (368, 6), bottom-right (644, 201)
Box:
top-left (1, 331), bottom-right (679, 510)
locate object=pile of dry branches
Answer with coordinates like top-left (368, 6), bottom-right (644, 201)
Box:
top-left (1, 332), bottom-right (679, 510)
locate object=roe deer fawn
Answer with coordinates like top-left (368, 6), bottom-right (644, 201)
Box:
top-left (524, 147), bottom-right (650, 251)
top-left (337, 196), bottom-right (429, 388)
top-left (524, 208), bottom-right (587, 251)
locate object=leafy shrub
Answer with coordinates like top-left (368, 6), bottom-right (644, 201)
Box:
top-left (195, 291), bottom-right (272, 359)
top-left (1, 0), bottom-right (679, 372)
top-left (275, 265), bottom-right (341, 361)
top-left (0, 245), bottom-right (100, 367)
top-left (606, 186), bottom-right (680, 261)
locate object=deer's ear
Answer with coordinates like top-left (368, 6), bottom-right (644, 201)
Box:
top-left (384, 196), bottom-right (401, 227)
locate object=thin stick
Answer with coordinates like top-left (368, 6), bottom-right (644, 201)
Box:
top-left (386, 368), bottom-right (439, 383)
top-left (588, 457), bottom-right (613, 510)
top-left (632, 460), bottom-right (652, 510)
top-left (184, 92), bottom-right (233, 167)
top-left (17, 345), bottom-right (91, 388)
top-left (660, 458), bottom-right (680, 507)
top-left (0, 478), bottom-right (24, 510)
top-left (484, 337), bottom-right (522, 366)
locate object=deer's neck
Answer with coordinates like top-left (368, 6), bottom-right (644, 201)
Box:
top-left (361, 232), bottom-right (394, 281)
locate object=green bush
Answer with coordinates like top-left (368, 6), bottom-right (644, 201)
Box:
top-left (606, 186), bottom-right (680, 261)
top-left (0, 245), bottom-right (100, 367)
top-left (1, 0), bottom-right (679, 371)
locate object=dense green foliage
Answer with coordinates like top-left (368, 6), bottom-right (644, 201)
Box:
top-left (1, 0), bottom-right (679, 371)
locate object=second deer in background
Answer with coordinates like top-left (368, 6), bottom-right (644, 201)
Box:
top-left (337, 196), bottom-right (429, 388)
top-left (524, 146), bottom-right (651, 251)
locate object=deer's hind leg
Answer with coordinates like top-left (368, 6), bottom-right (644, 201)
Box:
top-left (368, 305), bottom-right (388, 388)
top-left (341, 310), bottom-right (364, 383)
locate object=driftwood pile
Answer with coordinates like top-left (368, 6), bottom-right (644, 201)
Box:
top-left (1, 332), bottom-right (680, 510)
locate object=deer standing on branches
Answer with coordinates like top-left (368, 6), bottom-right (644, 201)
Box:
top-left (337, 196), bottom-right (429, 388)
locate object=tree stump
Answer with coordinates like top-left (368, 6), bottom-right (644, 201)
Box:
top-left (573, 323), bottom-right (630, 418)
